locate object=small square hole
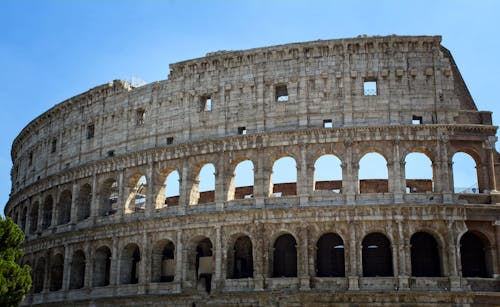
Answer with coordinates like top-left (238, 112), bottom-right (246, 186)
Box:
top-left (323, 120), bottom-right (333, 128)
top-left (412, 115), bottom-right (423, 125)
top-left (275, 84), bottom-right (289, 102)
top-left (87, 124), bottom-right (95, 139)
top-left (363, 80), bottom-right (377, 96)
top-left (166, 137), bottom-right (174, 145)
top-left (202, 95), bottom-right (212, 111)
top-left (238, 127), bottom-right (247, 135)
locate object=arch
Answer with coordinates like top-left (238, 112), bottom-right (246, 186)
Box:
top-left (460, 231), bottom-right (490, 277)
top-left (93, 246), bottom-right (111, 287)
top-left (99, 178), bottom-right (118, 216)
top-left (151, 239), bottom-right (175, 282)
top-left (405, 152), bottom-right (434, 193)
top-left (316, 233), bottom-right (345, 277)
top-left (358, 152), bottom-right (388, 193)
top-left (156, 170), bottom-right (180, 208)
top-left (120, 243), bottom-right (141, 284)
top-left (362, 233), bottom-right (393, 277)
top-left (191, 163), bottom-right (216, 205)
top-left (42, 195), bottom-right (53, 230)
top-left (273, 234), bottom-right (297, 277)
top-left (29, 201), bottom-right (39, 234)
top-left (228, 235), bottom-right (253, 279)
top-left (57, 189), bottom-right (72, 225)
top-left (125, 174), bottom-right (147, 213)
top-left (33, 257), bottom-right (46, 293)
top-left (69, 250), bottom-right (86, 289)
top-left (49, 253), bottom-right (64, 291)
top-left (410, 232), bottom-right (441, 277)
top-left (314, 154), bottom-right (342, 193)
top-left (452, 152), bottom-right (479, 193)
top-left (76, 183), bottom-right (91, 221)
top-left (271, 156), bottom-right (297, 197)
top-left (229, 159), bottom-right (255, 200)
top-left (190, 237), bottom-right (213, 293)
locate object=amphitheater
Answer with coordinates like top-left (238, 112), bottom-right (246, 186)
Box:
top-left (5, 35), bottom-right (500, 306)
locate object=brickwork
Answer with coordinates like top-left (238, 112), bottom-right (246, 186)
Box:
top-left (4, 35), bottom-right (500, 306)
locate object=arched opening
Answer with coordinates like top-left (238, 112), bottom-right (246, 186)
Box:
top-left (49, 254), bottom-right (64, 291)
top-left (69, 250), bottom-right (86, 289)
top-left (362, 233), bottom-right (393, 277)
top-left (77, 184), bottom-right (91, 221)
top-left (57, 190), bottom-right (72, 225)
top-left (460, 232), bottom-right (490, 277)
top-left (410, 232), bottom-right (441, 277)
top-left (193, 237), bottom-right (213, 293)
top-left (151, 240), bottom-right (175, 282)
top-left (157, 170), bottom-right (180, 208)
top-left (359, 152), bottom-right (388, 193)
top-left (99, 179), bottom-right (118, 216)
top-left (228, 236), bottom-right (253, 279)
top-left (271, 157), bottom-right (297, 197)
top-left (316, 233), bottom-right (345, 277)
top-left (120, 243), bottom-right (141, 284)
top-left (405, 152), bottom-right (434, 193)
top-left (192, 163), bottom-right (216, 205)
top-left (42, 196), bottom-right (53, 230)
top-left (29, 202), bottom-right (39, 234)
top-left (93, 246), bottom-right (111, 287)
top-left (229, 160), bottom-right (254, 200)
top-left (273, 234), bottom-right (297, 277)
top-left (33, 257), bottom-right (46, 293)
top-left (314, 154), bottom-right (343, 193)
top-left (453, 152), bottom-right (479, 193)
top-left (126, 174), bottom-right (147, 213)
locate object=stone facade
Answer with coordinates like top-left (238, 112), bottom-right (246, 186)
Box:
top-left (4, 35), bottom-right (500, 306)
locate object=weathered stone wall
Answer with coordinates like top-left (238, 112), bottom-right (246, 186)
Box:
top-left (4, 35), bottom-right (500, 306)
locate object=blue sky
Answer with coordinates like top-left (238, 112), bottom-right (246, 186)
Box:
top-left (1, 0), bottom-right (499, 213)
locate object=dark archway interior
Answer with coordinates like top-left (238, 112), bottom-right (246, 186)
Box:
top-left (362, 233), bottom-right (393, 277)
top-left (410, 232), bottom-right (441, 277)
top-left (273, 234), bottom-right (297, 277)
top-left (460, 232), bottom-right (488, 278)
top-left (232, 236), bottom-right (253, 278)
top-left (316, 233), bottom-right (345, 277)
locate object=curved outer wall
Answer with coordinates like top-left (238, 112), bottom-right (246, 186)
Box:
top-left (5, 35), bottom-right (500, 306)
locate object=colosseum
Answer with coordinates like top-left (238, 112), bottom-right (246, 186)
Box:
top-left (5, 35), bottom-right (500, 306)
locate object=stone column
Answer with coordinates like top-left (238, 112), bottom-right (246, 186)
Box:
top-left (175, 230), bottom-right (183, 286)
top-left (84, 242), bottom-right (92, 288)
top-left (298, 226), bottom-right (310, 289)
top-left (110, 237), bottom-right (119, 285)
top-left (178, 158), bottom-right (189, 213)
top-left (347, 221), bottom-right (359, 290)
top-left (253, 222), bottom-right (265, 290)
top-left (298, 144), bottom-right (309, 205)
top-left (396, 219), bottom-right (410, 290)
top-left (90, 174), bottom-right (98, 219)
top-left (117, 169), bottom-right (125, 216)
top-left (440, 136), bottom-right (453, 203)
top-left (70, 182), bottom-right (78, 223)
top-left (145, 160), bottom-right (154, 215)
top-left (392, 139), bottom-right (405, 203)
top-left (62, 244), bottom-right (71, 291)
top-left (214, 226), bottom-right (222, 289)
top-left (215, 155), bottom-right (225, 211)
top-left (51, 186), bottom-right (60, 228)
top-left (139, 232), bottom-right (148, 290)
top-left (253, 148), bottom-right (266, 208)
top-left (447, 221), bottom-right (462, 290)
top-left (485, 137), bottom-right (498, 192)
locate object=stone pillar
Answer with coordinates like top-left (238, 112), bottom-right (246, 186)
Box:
top-left (298, 144), bottom-right (309, 205)
top-left (145, 160), bottom-right (155, 215)
top-left (175, 230), bottom-right (183, 285)
top-left (253, 148), bottom-right (266, 208)
top-left (214, 226), bottom-right (222, 289)
top-left (215, 156), bottom-right (225, 210)
top-left (43, 250), bottom-right (50, 292)
top-left (90, 174), bottom-right (98, 219)
top-left (62, 244), bottom-right (71, 291)
top-left (344, 139), bottom-right (357, 204)
top-left (140, 232), bottom-right (148, 289)
top-left (117, 170), bottom-right (125, 216)
top-left (485, 137), bottom-right (498, 192)
top-left (347, 221), bottom-right (359, 290)
top-left (396, 219), bottom-right (410, 290)
top-left (84, 242), bottom-right (92, 288)
top-left (440, 136), bottom-right (453, 203)
top-left (178, 158), bottom-right (189, 213)
top-left (447, 221), bottom-right (462, 290)
top-left (70, 182), bottom-right (78, 223)
top-left (51, 186), bottom-right (59, 228)
top-left (110, 237), bottom-right (119, 285)
top-left (253, 222), bottom-right (265, 290)
top-left (298, 226), bottom-right (310, 289)
top-left (392, 139), bottom-right (405, 203)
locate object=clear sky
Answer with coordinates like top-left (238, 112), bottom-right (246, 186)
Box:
top-left (1, 0), bottom-right (499, 214)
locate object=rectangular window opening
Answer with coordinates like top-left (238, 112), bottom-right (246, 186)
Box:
top-left (323, 120), bottom-right (333, 128)
top-left (51, 139), bottom-right (57, 153)
top-left (238, 126), bottom-right (247, 135)
top-left (87, 124), bottom-right (95, 139)
top-left (275, 84), bottom-right (289, 102)
top-left (363, 80), bottom-right (377, 96)
top-left (28, 152), bottom-right (33, 166)
top-left (166, 137), bottom-right (174, 145)
top-left (202, 95), bottom-right (212, 111)
top-left (412, 115), bottom-right (423, 125)
top-left (136, 109), bottom-right (145, 126)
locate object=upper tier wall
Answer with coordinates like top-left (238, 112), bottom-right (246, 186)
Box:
top-left (9, 35), bottom-right (490, 195)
